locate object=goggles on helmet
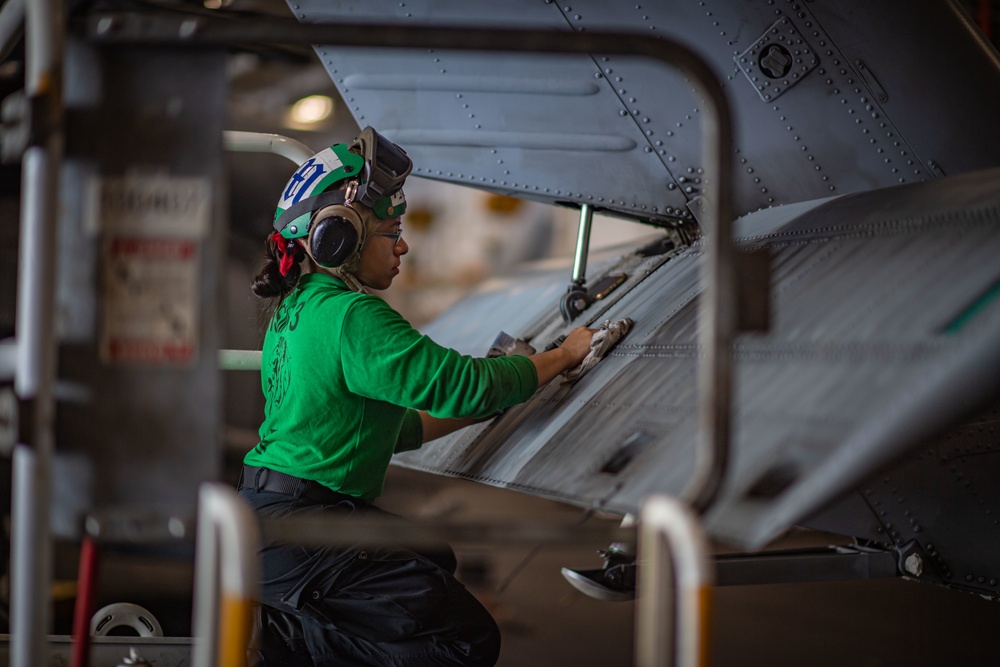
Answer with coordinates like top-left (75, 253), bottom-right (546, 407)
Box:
top-left (272, 127), bottom-right (412, 239)
top-left (351, 127), bottom-right (412, 209)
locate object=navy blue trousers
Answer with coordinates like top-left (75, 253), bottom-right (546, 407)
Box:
top-left (238, 485), bottom-right (501, 666)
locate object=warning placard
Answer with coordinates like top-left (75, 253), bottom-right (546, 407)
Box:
top-left (101, 237), bottom-right (199, 365)
top-left (90, 174), bottom-right (211, 238)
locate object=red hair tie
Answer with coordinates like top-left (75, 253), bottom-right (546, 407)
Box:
top-left (270, 232), bottom-right (301, 277)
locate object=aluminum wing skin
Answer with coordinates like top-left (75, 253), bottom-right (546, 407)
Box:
top-left (397, 168), bottom-right (1000, 556)
top-left (289, 0), bottom-right (1000, 590)
top-left (292, 0), bottom-right (1000, 222)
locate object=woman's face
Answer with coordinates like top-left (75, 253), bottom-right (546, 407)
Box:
top-left (355, 217), bottom-right (408, 291)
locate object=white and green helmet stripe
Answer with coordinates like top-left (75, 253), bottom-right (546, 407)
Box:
top-left (273, 141), bottom-right (407, 239)
top-left (273, 144), bottom-right (364, 238)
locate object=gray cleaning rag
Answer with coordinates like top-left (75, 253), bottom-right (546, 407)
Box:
top-left (562, 317), bottom-right (635, 383)
top-left (487, 331), bottom-right (537, 358)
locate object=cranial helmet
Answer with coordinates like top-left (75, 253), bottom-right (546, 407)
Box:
top-left (272, 127), bottom-right (412, 268)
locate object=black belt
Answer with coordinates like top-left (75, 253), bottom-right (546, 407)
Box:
top-left (241, 465), bottom-right (365, 507)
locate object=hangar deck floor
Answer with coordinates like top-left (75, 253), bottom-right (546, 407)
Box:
top-left (382, 467), bottom-right (1000, 667)
top-left (14, 464), bottom-right (1000, 666)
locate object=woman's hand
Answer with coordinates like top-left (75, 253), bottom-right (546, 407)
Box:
top-left (529, 326), bottom-right (597, 386)
top-left (558, 326), bottom-right (598, 367)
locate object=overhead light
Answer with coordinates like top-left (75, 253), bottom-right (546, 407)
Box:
top-left (286, 95), bottom-right (335, 128)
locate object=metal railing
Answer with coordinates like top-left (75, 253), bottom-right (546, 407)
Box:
top-left (10, 0), bottom-right (63, 664)
top-left (86, 12), bottom-right (736, 516)
top-left (636, 496), bottom-right (715, 667)
top-left (8, 9), bottom-right (740, 665)
top-left (192, 484), bottom-right (261, 667)
top-left (222, 130), bottom-right (312, 166)
top-left (191, 486), bottom-right (711, 667)
top-left (192, 482), bottom-right (633, 667)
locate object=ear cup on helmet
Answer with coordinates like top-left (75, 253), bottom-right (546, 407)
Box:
top-left (308, 205), bottom-right (364, 268)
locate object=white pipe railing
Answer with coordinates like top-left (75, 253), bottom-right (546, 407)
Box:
top-left (191, 483), bottom-right (261, 667)
top-left (218, 349), bottom-right (263, 372)
top-left (11, 0), bottom-right (63, 664)
top-left (190, 486), bottom-right (710, 666)
top-left (223, 130), bottom-right (313, 166)
top-left (87, 25), bottom-right (732, 667)
top-left (216, 131), bottom-right (306, 375)
top-left (635, 495), bottom-right (714, 667)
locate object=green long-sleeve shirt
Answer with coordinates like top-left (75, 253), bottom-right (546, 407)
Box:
top-left (244, 273), bottom-right (538, 503)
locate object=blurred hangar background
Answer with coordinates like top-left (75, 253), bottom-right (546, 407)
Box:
top-left (1, 0), bottom-right (1000, 666)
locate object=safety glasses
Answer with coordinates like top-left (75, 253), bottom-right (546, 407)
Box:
top-left (374, 222), bottom-right (403, 245)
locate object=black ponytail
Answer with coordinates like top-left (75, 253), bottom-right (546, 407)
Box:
top-left (251, 233), bottom-right (305, 299)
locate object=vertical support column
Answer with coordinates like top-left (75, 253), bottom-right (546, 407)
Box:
top-left (635, 495), bottom-right (714, 667)
top-left (55, 39), bottom-right (227, 535)
top-left (11, 0), bottom-right (63, 664)
top-left (10, 448), bottom-right (53, 667)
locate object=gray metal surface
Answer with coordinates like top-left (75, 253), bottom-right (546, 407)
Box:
top-left (50, 40), bottom-right (227, 534)
top-left (397, 167), bottom-right (1000, 595)
top-left (0, 635), bottom-right (191, 667)
top-left (295, 0), bottom-right (1000, 223)
top-left (281, 0), bottom-right (1000, 595)
top-left (11, 1), bottom-right (63, 662)
top-left (714, 547), bottom-right (898, 586)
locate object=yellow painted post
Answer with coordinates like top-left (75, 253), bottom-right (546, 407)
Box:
top-left (635, 495), bottom-right (714, 667)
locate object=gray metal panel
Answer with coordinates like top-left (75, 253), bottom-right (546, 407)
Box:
top-left (52, 41), bottom-right (227, 535)
top-left (0, 636), bottom-right (191, 667)
top-left (799, 397), bottom-right (1000, 595)
top-left (295, 0), bottom-right (703, 224)
top-left (293, 0), bottom-right (1000, 223)
top-left (815, 0), bottom-right (1000, 177)
top-left (396, 167), bottom-right (1000, 553)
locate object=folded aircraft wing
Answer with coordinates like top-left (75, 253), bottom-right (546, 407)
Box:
top-left (397, 168), bottom-right (1000, 556)
top-left (292, 0), bottom-right (1000, 592)
top-left (293, 0), bottom-right (1000, 220)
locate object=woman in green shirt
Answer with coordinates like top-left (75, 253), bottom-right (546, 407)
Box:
top-left (240, 128), bottom-right (595, 666)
